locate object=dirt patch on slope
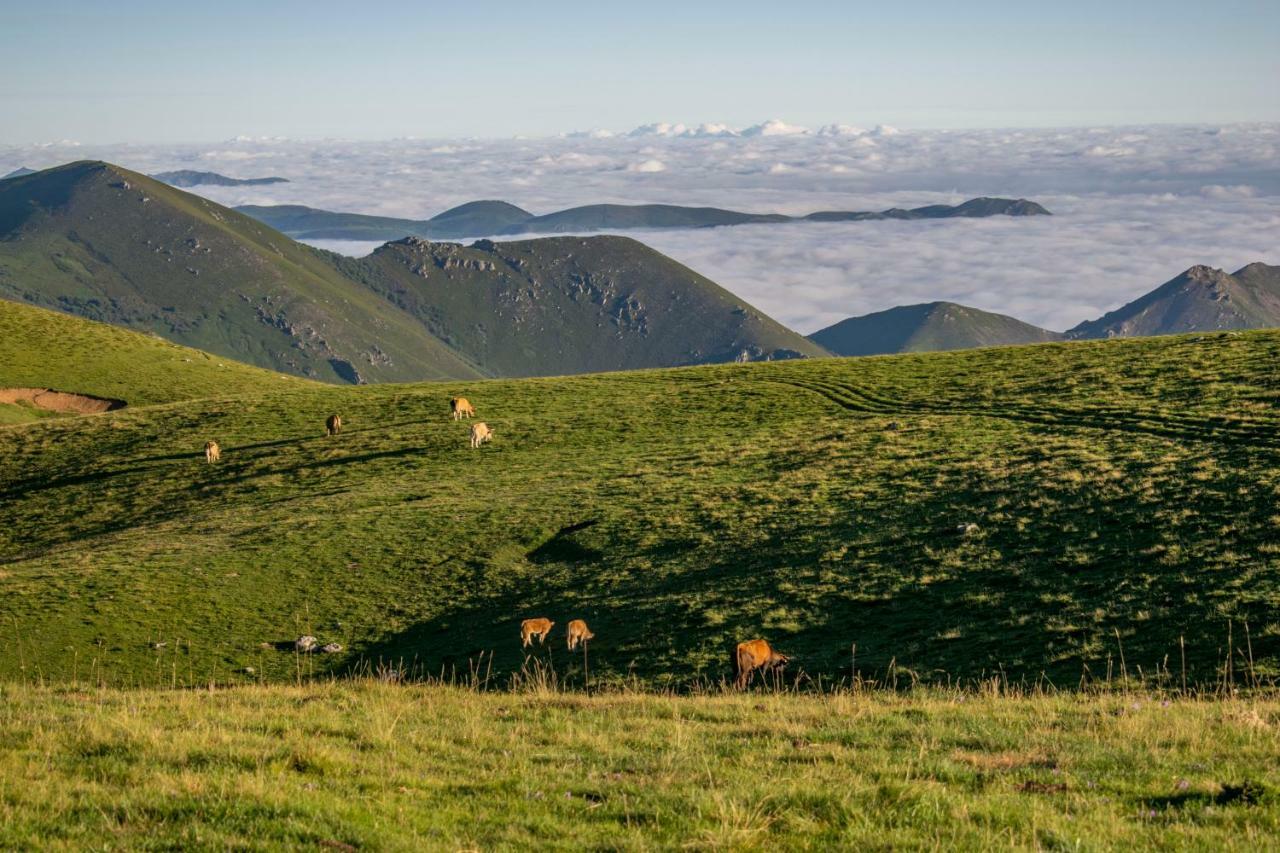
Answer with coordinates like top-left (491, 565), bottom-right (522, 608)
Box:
top-left (0, 388), bottom-right (126, 414)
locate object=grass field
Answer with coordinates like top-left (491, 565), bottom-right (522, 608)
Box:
top-left (2, 299), bottom-right (1279, 690)
top-left (0, 682), bottom-right (1277, 849)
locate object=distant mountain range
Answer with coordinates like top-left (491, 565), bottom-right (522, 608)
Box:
top-left (237, 197), bottom-right (1052, 241)
top-left (0, 162), bottom-right (822, 383)
top-left (152, 170), bottom-right (289, 187)
top-left (810, 263), bottom-right (1280, 356)
top-left (3, 162), bottom-right (1277, 373)
top-left (2, 167), bottom-right (37, 180)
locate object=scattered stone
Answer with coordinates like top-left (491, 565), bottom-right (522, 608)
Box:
top-left (151, 641), bottom-right (167, 649)
top-left (956, 522), bottom-right (980, 536)
top-left (295, 635), bottom-right (319, 653)
top-left (321, 643), bottom-right (343, 654)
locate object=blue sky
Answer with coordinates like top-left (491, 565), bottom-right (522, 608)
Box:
top-left (1, 0), bottom-right (1276, 142)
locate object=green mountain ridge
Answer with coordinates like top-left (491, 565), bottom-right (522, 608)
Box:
top-left (0, 162), bottom-right (825, 382)
top-left (236, 197), bottom-right (1052, 242)
top-left (0, 161), bottom-right (483, 384)
top-left (810, 301), bottom-right (1062, 356)
top-left (343, 235), bottom-right (827, 375)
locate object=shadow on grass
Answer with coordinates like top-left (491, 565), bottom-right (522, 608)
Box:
top-left (340, 441), bottom-right (1280, 690)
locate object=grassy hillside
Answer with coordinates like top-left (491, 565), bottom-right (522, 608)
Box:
top-left (0, 162), bottom-right (482, 384)
top-left (0, 298), bottom-right (297, 413)
top-left (2, 322), bottom-right (1279, 689)
top-left (341, 235), bottom-right (827, 375)
top-left (811, 301), bottom-right (1063, 356)
top-left (2, 683), bottom-right (1276, 849)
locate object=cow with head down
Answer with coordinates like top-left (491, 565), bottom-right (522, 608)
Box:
top-left (521, 617), bottom-right (554, 648)
top-left (734, 638), bottom-right (790, 689)
top-left (450, 397), bottom-right (476, 420)
top-left (469, 422), bottom-right (493, 448)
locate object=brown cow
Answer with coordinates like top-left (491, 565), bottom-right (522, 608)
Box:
top-left (734, 639), bottom-right (789, 689)
top-left (521, 618), bottom-right (554, 648)
top-left (204, 440), bottom-right (221, 464)
top-left (566, 619), bottom-right (595, 651)
top-left (450, 397), bottom-right (476, 420)
top-left (469, 422), bottom-right (493, 448)
top-left (326, 414), bottom-right (342, 436)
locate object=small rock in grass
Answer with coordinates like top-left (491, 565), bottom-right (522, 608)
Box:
top-left (295, 635), bottom-right (319, 653)
top-left (321, 643), bottom-right (343, 654)
top-left (956, 522), bottom-right (980, 536)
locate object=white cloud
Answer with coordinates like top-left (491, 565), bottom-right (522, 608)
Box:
top-left (741, 119), bottom-right (810, 137)
top-left (816, 124), bottom-right (868, 137)
top-left (627, 159), bottom-right (667, 173)
top-left (1200, 184), bottom-right (1258, 199)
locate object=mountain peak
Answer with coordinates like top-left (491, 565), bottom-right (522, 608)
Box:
top-left (810, 301), bottom-right (1061, 356)
top-left (1070, 262), bottom-right (1280, 339)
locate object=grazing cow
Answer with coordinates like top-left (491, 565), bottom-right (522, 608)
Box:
top-left (521, 617), bottom-right (554, 648)
top-left (204, 440), bottom-right (221, 464)
top-left (566, 619), bottom-right (595, 651)
top-left (326, 414), bottom-right (342, 436)
top-left (470, 422), bottom-right (493, 448)
top-left (734, 638), bottom-right (790, 689)
top-left (450, 397), bottom-right (476, 420)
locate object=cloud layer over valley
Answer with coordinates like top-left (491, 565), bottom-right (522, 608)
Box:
top-left (4, 123), bottom-right (1277, 334)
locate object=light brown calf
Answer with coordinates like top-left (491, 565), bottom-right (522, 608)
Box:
top-left (734, 639), bottom-right (789, 689)
top-left (566, 619), bottom-right (595, 650)
top-left (204, 440), bottom-right (221, 464)
top-left (450, 397), bottom-right (476, 420)
top-left (521, 618), bottom-right (554, 648)
top-left (469, 422), bottom-right (493, 448)
top-left (326, 414), bottom-right (342, 436)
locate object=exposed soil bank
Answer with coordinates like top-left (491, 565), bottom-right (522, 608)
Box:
top-left (0, 388), bottom-right (126, 414)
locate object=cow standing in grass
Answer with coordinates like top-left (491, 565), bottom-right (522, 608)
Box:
top-left (204, 440), bottom-right (221, 464)
top-left (521, 618), bottom-right (554, 647)
top-left (451, 397), bottom-right (475, 420)
top-left (734, 639), bottom-right (789, 689)
top-left (326, 414), bottom-right (342, 436)
top-left (470, 422), bottom-right (493, 448)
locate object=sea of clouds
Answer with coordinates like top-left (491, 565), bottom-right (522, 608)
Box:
top-left (4, 122), bottom-right (1277, 334)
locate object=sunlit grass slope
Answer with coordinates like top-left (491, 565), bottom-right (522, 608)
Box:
top-left (0, 684), bottom-right (1277, 849)
top-left (0, 298), bottom-right (298, 424)
top-left (1, 323), bottom-right (1279, 688)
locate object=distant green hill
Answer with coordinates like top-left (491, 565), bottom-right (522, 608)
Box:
top-left (2, 327), bottom-right (1278, 688)
top-left (342, 235), bottom-right (827, 375)
top-left (811, 302), bottom-right (1063, 356)
top-left (237, 197), bottom-right (1051, 241)
top-left (0, 162), bottom-right (481, 384)
top-left (1069, 263), bottom-right (1280, 339)
top-left (151, 170), bottom-right (289, 188)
